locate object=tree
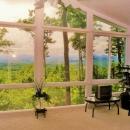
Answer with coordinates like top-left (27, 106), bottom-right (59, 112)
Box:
top-left (0, 28), bottom-right (15, 109)
top-left (94, 20), bottom-right (125, 69)
top-left (0, 28), bottom-right (15, 82)
top-left (70, 33), bottom-right (86, 81)
top-left (0, 28), bottom-right (14, 53)
top-left (67, 6), bottom-right (86, 103)
top-left (106, 27), bottom-right (125, 78)
top-left (94, 19), bottom-right (126, 79)
top-left (58, 0), bottom-right (71, 105)
top-left (67, 6), bottom-right (86, 81)
top-left (111, 27), bottom-right (125, 67)
top-left (46, 2), bottom-right (87, 104)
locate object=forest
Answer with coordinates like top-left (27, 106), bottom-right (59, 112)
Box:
top-left (0, 0), bottom-right (125, 110)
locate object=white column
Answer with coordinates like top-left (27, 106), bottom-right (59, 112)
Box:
top-left (34, 0), bottom-right (44, 82)
top-left (85, 11), bottom-right (94, 97)
top-left (125, 28), bottom-right (130, 65)
top-left (108, 36), bottom-right (112, 79)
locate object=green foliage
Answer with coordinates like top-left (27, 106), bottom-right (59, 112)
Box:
top-left (0, 64), bottom-right (34, 84)
top-left (105, 27), bottom-right (125, 78)
top-left (0, 89), bottom-right (34, 110)
top-left (112, 84), bottom-right (123, 92)
top-left (93, 64), bottom-right (108, 79)
top-left (0, 63), bottom-right (85, 110)
top-left (66, 5), bottom-right (86, 28)
top-left (0, 27), bottom-right (14, 53)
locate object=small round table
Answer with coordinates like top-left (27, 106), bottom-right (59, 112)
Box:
top-left (85, 96), bottom-right (120, 117)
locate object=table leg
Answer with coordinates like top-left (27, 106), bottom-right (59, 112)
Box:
top-left (115, 102), bottom-right (119, 115)
top-left (85, 102), bottom-right (88, 112)
top-left (108, 102), bottom-right (111, 110)
top-left (92, 103), bottom-right (96, 118)
top-left (128, 109), bottom-right (130, 116)
top-left (128, 100), bottom-right (130, 116)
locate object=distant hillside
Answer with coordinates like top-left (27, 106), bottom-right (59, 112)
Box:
top-left (93, 54), bottom-right (118, 66)
top-left (0, 54), bottom-right (118, 65)
top-left (0, 55), bottom-right (33, 64)
top-left (46, 56), bottom-right (80, 64)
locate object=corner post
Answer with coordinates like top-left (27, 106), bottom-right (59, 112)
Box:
top-left (125, 28), bottom-right (130, 65)
top-left (85, 11), bottom-right (94, 97)
top-left (34, 0), bottom-right (44, 83)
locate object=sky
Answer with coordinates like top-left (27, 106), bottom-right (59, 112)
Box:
top-left (0, 0), bottom-right (34, 22)
top-left (0, 0), bottom-right (111, 61)
top-left (93, 36), bottom-right (109, 55)
top-left (0, 0), bottom-right (78, 59)
top-left (0, 0), bottom-right (35, 59)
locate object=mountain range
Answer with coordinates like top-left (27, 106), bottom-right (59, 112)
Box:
top-left (0, 54), bottom-right (118, 65)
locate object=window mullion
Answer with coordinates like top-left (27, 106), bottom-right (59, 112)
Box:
top-left (108, 36), bottom-right (112, 79)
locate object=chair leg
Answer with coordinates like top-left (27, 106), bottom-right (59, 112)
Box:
top-left (115, 102), bottom-right (119, 115)
top-left (92, 103), bottom-right (95, 118)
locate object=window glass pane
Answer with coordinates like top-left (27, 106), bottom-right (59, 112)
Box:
top-left (44, 86), bottom-right (85, 106)
top-left (111, 37), bottom-right (126, 79)
top-left (93, 36), bottom-right (109, 79)
top-left (0, 27), bottom-right (34, 84)
top-left (94, 16), bottom-right (126, 32)
top-left (94, 20), bottom-right (111, 31)
top-left (0, 88), bottom-right (34, 111)
top-left (0, 86), bottom-right (85, 110)
top-left (0, 0), bottom-right (34, 22)
top-left (44, 31), bottom-right (86, 82)
top-left (44, 1), bottom-right (86, 28)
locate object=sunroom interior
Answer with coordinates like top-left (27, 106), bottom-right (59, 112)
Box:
top-left (0, 0), bottom-right (130, 130)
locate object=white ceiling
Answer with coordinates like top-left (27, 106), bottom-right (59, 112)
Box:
top-left (78, 0), bottom-right (130, 26)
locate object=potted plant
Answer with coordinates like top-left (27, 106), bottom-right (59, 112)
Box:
top-left (32, 80), bottom-right (50, 118)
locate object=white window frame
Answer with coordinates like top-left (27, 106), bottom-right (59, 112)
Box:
top-left (0, 0), bottom-right (129, 98)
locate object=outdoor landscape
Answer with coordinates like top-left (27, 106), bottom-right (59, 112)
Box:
top-left (0, 0), bottom-right (125, 110)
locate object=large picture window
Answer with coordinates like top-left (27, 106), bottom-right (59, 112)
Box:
top-left (0, 0), bottom-right (128, 110)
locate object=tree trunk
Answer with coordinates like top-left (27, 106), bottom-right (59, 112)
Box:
top-left (117, 38), bottom-right (122, 66)
top-left (43, 44), bottom-right (46, 80)
top-left (78, 49), bottom-right (81, 81)
top-left (80, 52), bottom-right (84, 80)
top-left (43, 48), bottom-right (47, 79)
top-left (78, 49), bottom-right (84, 103)
top-left (61, 3), bottom-right (71, 105)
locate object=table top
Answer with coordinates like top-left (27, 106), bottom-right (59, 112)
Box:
top-left (85, 96), bottom-right (120, 103)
